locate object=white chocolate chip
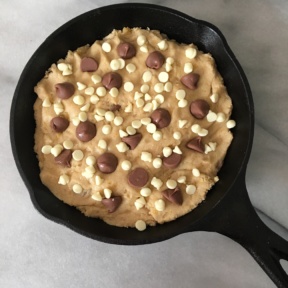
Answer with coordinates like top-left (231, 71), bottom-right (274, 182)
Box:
top-left (177, 176), bottom-right (186, 184)
top-left (205, 144), bottom-right (213, 154)
top-left (143, 102), bottom-right (153, 112)
top-left (102, 42), bottom-right (111, 52)
top-left (114, 116), bottom-right (123, 126)
top-left (118, 58), bottom-right (125, 69)
top-left (109, 87), bottom-right (119, 98)
top-left (141, 117), bottom-right (151, 125)
top-left (152, 158), bottom-right (162, 169)
top-left (141, 151), bottom-right (152, 162)
top-left (173, 132), bottom-right (181, 140)
top-left (210, 93), bottom-right (219, 103)
top-left (154, 83), bottom-right (164, 93)
top-left (53, 103), bottom-right (64, 115)
top-left (116, 142), bottom-right (129, 153)
top-left (82, 170), bottom-right (94, 180)
top-left (158, 71), bottom-right (169, 83)
top-left (63, 140), bottom-right (73, 150)
top-left (208, 142), bottom-right (217, 151)
top-left (137, 35), bottom-right (147, 46)
top-left (144, 93), bottom-right (151, 101)
top-left (146, 123), bottom-right (157, 134)
top-left (141, 84), bottom-right (150, 93)
top-left (51, 144), bottom-right (63, 157)
top-left (178, 119), bottom-right (188, 128)
top-left (184, 62), bottom-right (193, 73)
top-left (152, 99), bottom-right (159, 110)
top-left (166, 179), bottom-right (177, 189)
top-left (98, 139), bottom-right (107, 150)
top-left (126, 63), bottom-right (136, 73)
top-left (62, 68), bottom-right (72, 76)
top-left (78, 111), bottom-right (88, 122)
top-left (136, 98), bottom-right (145, 108)
top-left (186, 185), bottom-right (196, 195)
top-left (185, 47), bottom-right (197, 59)
top-left (227, 120), bottom-right (236, 129)
top-left (176, 89), bottom-right (186, 100)
top-left (77, 82), bottom-right (86, 91)
top-left (86, 156), bottom-right (96, 166)
top-left (157, 40), bottom-right (168, 51)
top-left (191, 124), bottom-right (201, 134)
top-left (42, 97), bottom-right (51, 107)
top-left (72, 184), bottom-right (83, 194)
top-left (126, 126), bottom-right (136, 135)
top-left (135, 197), bottom-right (146, 210)
top-left (102, 124), bottom-right (112, 135)
top-left (41, 145), bottom-right (52, 154)
top-left (72, 150), bottom-right (84, 161)
top-left (91, 74), bottom-right (102, 84)
top-left (165, 63), bottom-right (173, 72)
top-left (178, 99), bottom-right (188, 108)
top-left (90, 95), bottom-right (99, 104)
top-left (163, 147), bottom-right (172, 157)
top-left (134, 91), bottom-right (144, 100)
top-left (198, 128), bottom-right (208, 137)
top-left (140, 187), bottom-right (152, 197)
top-left (95, 108), bottom-right (106, 116)
top-left (142, 70), bottom-right (152, 82)
top-left (152, 131), bottom-right (162, 141)
top-left (58, 174), bottom-right (70, 185)
top-left (121, 160), bottom-right (132, 171)
top-left (207, 110), bottom-right (217, 122)
top-left (57, 63), bottom-right (68, 72)
top-left (96, 87), bottom-right (107, 97)
top-left (155, 94), bottom-right (164, 104)
top-left (214, 176), bottom-right (219, 182)
top-left (80, 103), bottom-right (90, 112)
top-left (140, 45), bottom-right (148, 53)
top-left (94, 115), bottom-right (104, 122)
top-left (103, 188), bottom-right (112, 199)
top-left (91, 191), bottom-right (102, 201)
top-left (155, 199), bottom-right (165, 211)
top-left (173, 146), bottom-right (182, 154)
top-left (124, 102), bottom-right (132, 113)
top-left (151, 177), bottom-right (163, 190)
top-left (216, 113), bottom-right (226, 123)
top-left (72, 117), bottom-right (80, 126)
top-left (73, 95), bottom-right (85, 105)
top-left (131, 120), bottom-right (142, 129)
top-left (166, 57), bottom-right (174, 65)
top-left (110, 59), bottom-right (121, 70)
top-left (104, 111), bottom-right (115, 122)
top-left (85, 166), bottom-right (96, 175)
top-left (164, 82), bottom-right (173, 92)
top-left (95, 175), bottom-right (104, 186)
top-left (124, 82), bottom-right (134, 92)
top-left (119, 129), bottom-right (128, 138)
top-left (135, 220), bottom-right (146, 231)
top-left (85, 87), bottom-right (95, 96)
top-left (192, 168), bottom-right (200, 177)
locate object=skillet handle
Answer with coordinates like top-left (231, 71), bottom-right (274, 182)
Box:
top-left (201, 171), bottom-right (288, 288)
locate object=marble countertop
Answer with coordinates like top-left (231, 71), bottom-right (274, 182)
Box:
top-left (1, 0), bottom-right (288, 287)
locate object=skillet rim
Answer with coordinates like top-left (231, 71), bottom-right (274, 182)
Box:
top-left (10, 3), bottom-right (254, 244)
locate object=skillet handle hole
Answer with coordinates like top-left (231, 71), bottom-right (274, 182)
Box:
top-left (280, 259), bottom-right (288, 276)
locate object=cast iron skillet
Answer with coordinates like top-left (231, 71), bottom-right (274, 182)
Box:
top-left (10, 3), bottom-right (288, 287)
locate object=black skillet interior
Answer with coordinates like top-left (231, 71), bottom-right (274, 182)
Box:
top-left (10, 3), bottom-right (253, 244)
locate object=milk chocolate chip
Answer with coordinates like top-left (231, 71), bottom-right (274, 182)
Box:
top-left (122, 133), bottom-right (142, 150)
top-left (163, 152), bottom-right (182, 168)
top-left (55, 82), bottom-right (75, 99)
top-left (190, 99), bottom-right (210, 119)
top-left (117, 42), bottom-right (136, 59)
top-left (50, 116), bottom-right (69, 132)
top-left (128, 167), bottom-right (149, 188)
top-left (181, 72), bottom-right (200, 90)
top-left (102, 72), bottom-right (123, 90)
top-left (146, 51), bottom-right (165, 69)
top-left (102, 196), bottom-right (122, 213)
top-left (150, 108), bottom-right (171, 129)
top-left (186, 137), bottom-right (205, 153)
top-left (55, 149), bottom-right (72, 167)
top-left (80, 57), bottom-right (98, 72)
top-left (97, 152), bottom-right (118, 174)
top-left (110, 104), bottom-right (121, 112)
top-left (162, 187), bottom-right (183, 205)
top-left (76, 121), bottom-right (96, 142)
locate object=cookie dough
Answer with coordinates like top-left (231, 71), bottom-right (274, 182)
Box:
top-left (34, 27), bottom-right (234, 229)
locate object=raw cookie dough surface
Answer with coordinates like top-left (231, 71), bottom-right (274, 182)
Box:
top-left (34, 27), bottom-right (233, 229)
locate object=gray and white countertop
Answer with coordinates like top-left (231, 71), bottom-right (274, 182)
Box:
top-left (1, 0), bottom-right (288, 287)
